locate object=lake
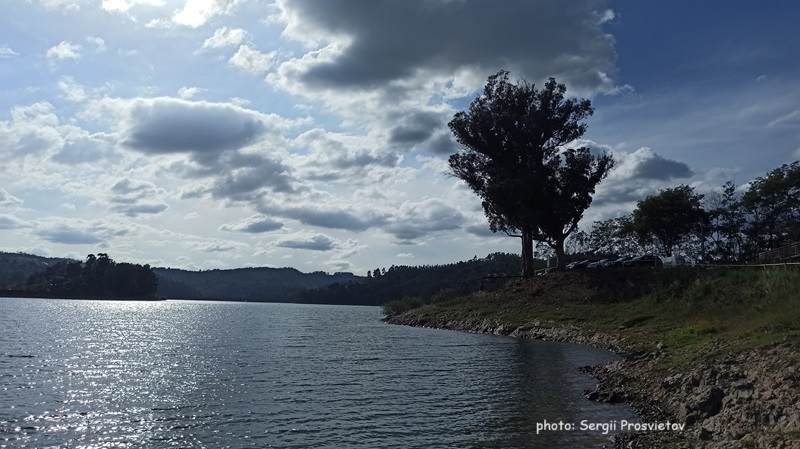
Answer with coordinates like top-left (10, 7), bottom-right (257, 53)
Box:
top-left (0, 298), bottom-right (637, 448)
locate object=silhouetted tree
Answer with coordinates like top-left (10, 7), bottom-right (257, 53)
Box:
top-left (741, 161), bottom-right (800, 254)
top-left (632, 185), bottom-right (706, 257)
top-left (448, 70), bottom-right (614, 273)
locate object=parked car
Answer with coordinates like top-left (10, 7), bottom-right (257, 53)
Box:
top-left (567, 259), bottom-right (598, 270)
top-left (623, 255), bottom-right (663, 267)
top-left (610, 256), bottom-right (635, 266)
top-left (588, 258), bottom-right (617, 268)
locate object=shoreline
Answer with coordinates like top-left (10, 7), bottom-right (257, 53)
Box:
top-left (384, 310), bottom-right (800, 448)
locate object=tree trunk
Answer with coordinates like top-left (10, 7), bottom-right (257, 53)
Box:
top-left (521, 230), bottom-right (534, 277)
top-left (554, 238), bottom-right (567, 269)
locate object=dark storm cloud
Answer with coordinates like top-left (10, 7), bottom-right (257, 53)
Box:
top-left (120, 98), bottom-right (268, 155)
top-left (279, 0), bottom-right (616, 91)
top-left (274, 234), bottom-right (336, 251)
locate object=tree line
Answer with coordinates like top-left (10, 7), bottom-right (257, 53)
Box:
top-left (26, 253), bottom-right (159, 298)
top-left (294, 252), bottom-right (524, 306)
top-left (567, 161), bottom-right (800, 262)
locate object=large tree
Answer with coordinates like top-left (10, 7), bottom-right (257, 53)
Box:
top-left (448, 71), bottom-right (614, 274)
top-left (741, 161), bottom-right (800, 254)
top-left (632, 185), bottom-right (706, 257)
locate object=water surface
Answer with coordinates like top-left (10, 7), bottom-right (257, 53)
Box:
top-left (1, 298), bottom-right (637, 448)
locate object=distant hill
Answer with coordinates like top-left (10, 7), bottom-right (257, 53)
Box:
top-left (0, 252), bottom-right (76, 289)
top-left (293, 252), bottom-right (526, 306)
top-left (0, 251), bottom-right (529, 306)
top-left (153, 267), bottom-right (359, 302)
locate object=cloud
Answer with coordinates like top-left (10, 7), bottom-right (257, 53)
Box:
top-left (50, 132), bottom-right (115, 164)
top-left (769, 110), bottom-right (800, 127)
top-left (108, 178), bottom-right (169, 216)
top-left (87, 97), bottom-right (280, 157)
top-left (0, 44), bottom-right (19, 59)
top-left (46, 41), bottom-right (82, 62)
top-left (57, 76), bottom-right (87, 102)
top-left (201, 27), bottom-right (247, 50)
top-left (229, 45), bottom-right (276, 75)
top-left (101, 0), bottom-right (164, 13)
top-left (609, 147), bottom-right (693, 182)
top-left (219, 215), bottom-right (284, 233)
top-left (264, 204), bottom-right (383, 232)
top-left (184, 237), bottom-right (248, 253)
top-left (383, 198), bottom-right (464, 243)
top-left (396, 252), bottom-right (414, 258)
top-left (177, 86), bottom-right (205, 100)
top-left (274, 0), bottom-right (618, 93)
top-left (86, 36), bottom-right (107, 52)
top-left (172, 0), bottom-right (243, 28)
top-left (273, 233), bottom-right (336, 251)
top-left (0, 214), bottom-right (28, 230)
top-left (33, 218), bottom-right (128, 245)
top-left (293, 128), bottom-right (401, 180)
top-left (0, 188), bottom-right (23, 207)
top-left (1, 102), bottom-right (77, 158)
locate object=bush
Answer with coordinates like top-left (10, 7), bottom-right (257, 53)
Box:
top-left (381, 296), bottom-right (424, 316)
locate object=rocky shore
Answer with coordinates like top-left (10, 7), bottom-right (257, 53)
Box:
top-left (383, 313), bottom-right (800, 448)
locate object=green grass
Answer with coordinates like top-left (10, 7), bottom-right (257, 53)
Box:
top-left (392, 267), bottom-right (800, 368)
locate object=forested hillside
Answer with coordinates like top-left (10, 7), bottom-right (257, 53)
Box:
top-left (294, 252), bottom-right (524, 306)
top-left (153, 267), bottom-right (359, 301)
top-left (1, 251), bottom-right (526, 305)
top-left (0, 252), bottom-right (74, 289)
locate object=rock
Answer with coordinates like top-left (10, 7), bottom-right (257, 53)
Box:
top-left (697, 386), bottom-right (725, 418)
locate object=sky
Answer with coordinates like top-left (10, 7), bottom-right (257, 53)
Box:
top-left (1, 0), bottom-right (799, 274)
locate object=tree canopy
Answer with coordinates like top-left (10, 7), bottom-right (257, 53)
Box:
top-left (448, 70), bottom-right (614, 273)
top-left (26, 253), bottom-right (159, 298)
top-left (632, 185), bottom-right (706, 257)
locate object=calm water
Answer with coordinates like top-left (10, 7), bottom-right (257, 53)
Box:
top-left (1, 298), bottom-right (637, 448)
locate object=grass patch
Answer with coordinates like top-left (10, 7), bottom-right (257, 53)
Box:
top-left (392, 267), bottom-right (800, 368)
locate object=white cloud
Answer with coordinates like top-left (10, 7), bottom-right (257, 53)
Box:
top-left (32, 0), bottom-right (81, 11)
top-left (229, 45), bottom-right (276, 75)
top-left (219, 215), bottom-right (283, 233)
top-left (173, 0), bottom-right (243, 28)
top-left (0, 188), bottom-right (24, 207)
top-left (768, 110), bottom-right (800, 127)
top-left (58, 76), bottom-right (87, 102)
top-left (201, 27), bottom-right (247, 50)
top-left (177, 86), bottom-right (205, 100)
top-left (46, 41), bottom-right (82, 62)
top-left (101, 0), bottom-right (165, 13)
top-left (0, 44), bottom-right (19, 59)
top-left (86, 36), bottom-right (107, 52)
